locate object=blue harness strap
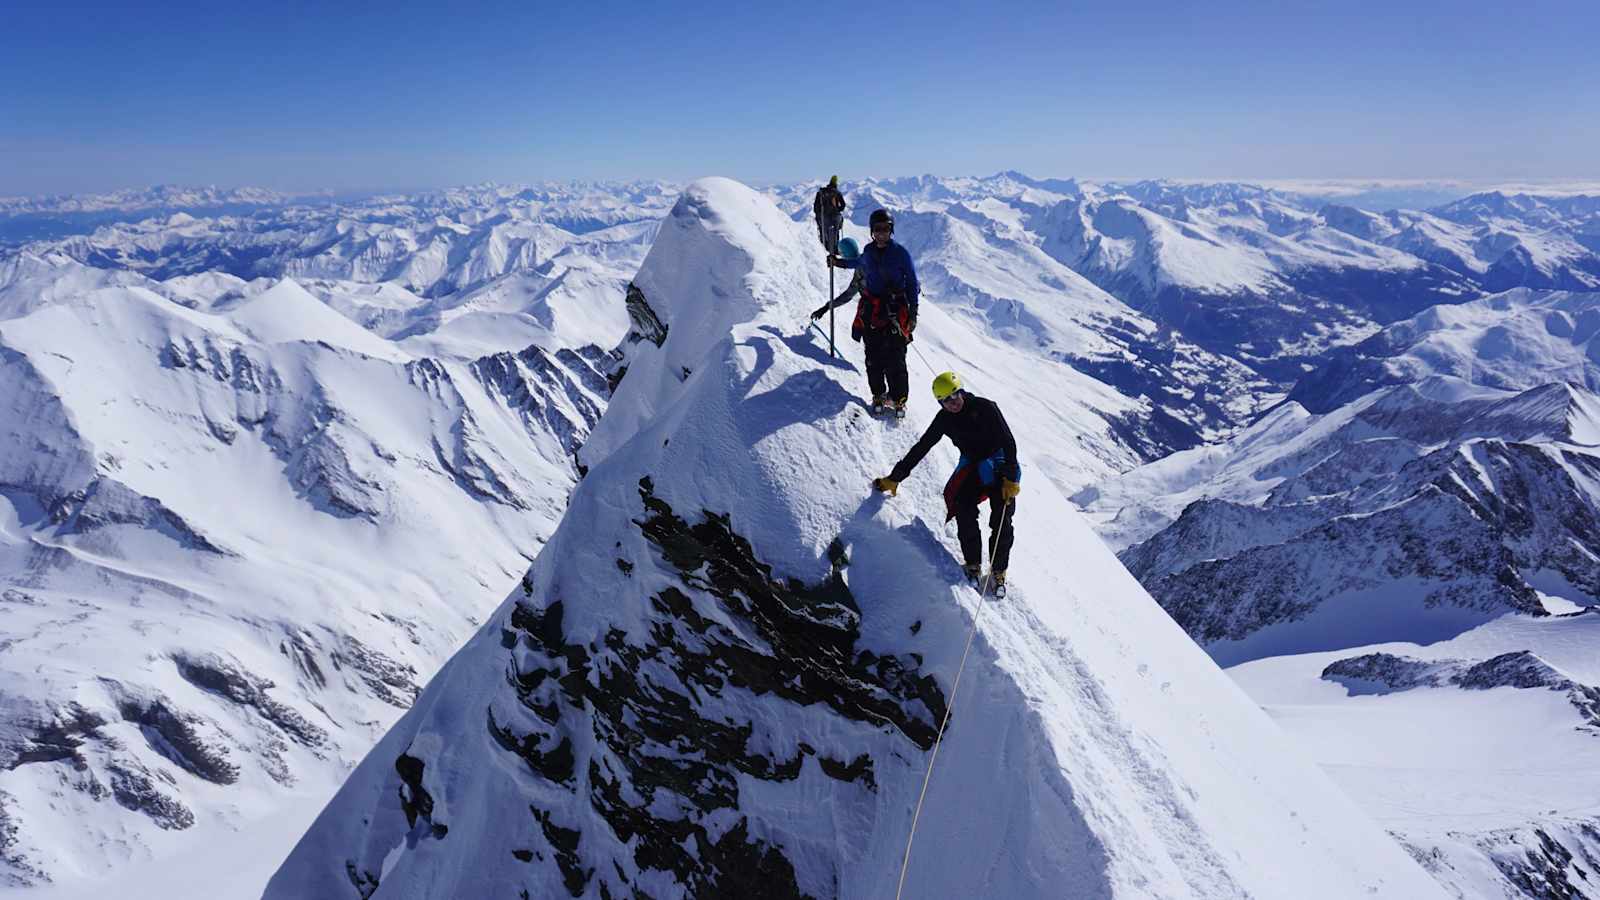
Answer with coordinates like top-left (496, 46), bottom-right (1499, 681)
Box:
top-left (942, 451), bottom-right (1021, 520)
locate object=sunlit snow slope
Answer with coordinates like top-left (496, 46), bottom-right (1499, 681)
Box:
top-left (0, 256), bottom-right (612, 889)
top-left (266, 178), bottom-right (1446, 900)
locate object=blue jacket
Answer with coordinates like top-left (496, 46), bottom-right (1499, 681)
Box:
top-left (839, 240), bottom-right (919, 317)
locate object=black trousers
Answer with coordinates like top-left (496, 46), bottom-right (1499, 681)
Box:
top-left (952, 473), bottom-right (1016, 571)
top-left (862, 329), bottom-right (908, 402)
top-left (818, 219), bottom-right (841, 253)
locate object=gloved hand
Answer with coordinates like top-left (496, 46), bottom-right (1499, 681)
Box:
top-left (903, 318), bottom-right (916, 342)
top-left (873, 477), bottom-right (899, 496)
top-left (827, 254), bottom-right (841, 268)
top-left (811, 305), bottom-right (828, 320)
top-left (1001, 479), bottom-right (1020, 502)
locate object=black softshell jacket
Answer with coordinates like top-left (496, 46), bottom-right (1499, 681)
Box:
top-left (888, 395), bottom-right (1017, 484)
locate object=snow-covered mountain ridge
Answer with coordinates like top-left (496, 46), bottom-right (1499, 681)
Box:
top-left (2, 182), bottom-right (676, 363)
top-left (772, 176), bottom-right (1600, 386)
top-left (0, 257), bottom-right (615, 889)
top-left (266, 177), bottom-right (1448, 900)
top-left (0, 174), bottom-right (1313, 894)
top-left (1103, 377), bottom-right (1600, 658)
top-left (0, 185), bottom-right (303, 217)
top-left (1290, 287), bottom-right (1600, 412)
top-left (1322, 648), bottom-right (1600, 729)
top-left (15, 174), bottom-right (1600, 458)
top-left (5, 174), bottom-right (1600, 898)
top-left (1082, 286), bottom-right (1600, 899)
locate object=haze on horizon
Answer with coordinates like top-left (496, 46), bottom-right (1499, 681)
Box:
top-left (3, 0), bottom-right (1597, 197)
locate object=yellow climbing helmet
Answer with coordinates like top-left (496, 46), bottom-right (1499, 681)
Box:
top-left (932, 371), bottom-right (963, 401)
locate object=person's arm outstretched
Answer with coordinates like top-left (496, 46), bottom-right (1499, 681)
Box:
top-left (887, 414), bottom-right (946, 483)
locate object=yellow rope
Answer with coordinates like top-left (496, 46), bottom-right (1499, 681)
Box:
top-left (894, 497), bottom-right (1014, 900)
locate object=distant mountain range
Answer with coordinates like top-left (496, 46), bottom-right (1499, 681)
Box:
top-left (1081, 282), bottom-right (1600, 898)
top-left (0, 185), bottom-right (307, 216)
top-left (4, 174), bottom-right (1600, 898)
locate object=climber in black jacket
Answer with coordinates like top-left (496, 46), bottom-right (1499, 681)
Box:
top-left (873, 371), bottom-right (1021, 594)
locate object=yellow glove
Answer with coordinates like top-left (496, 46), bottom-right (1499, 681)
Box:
top-left (1001, 479), bottom-right (1020, 502)
top-left (873, 477), bottom-right (899, 496)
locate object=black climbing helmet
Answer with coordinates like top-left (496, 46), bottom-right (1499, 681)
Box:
top-left (869, 208), bottom-right (894, 234)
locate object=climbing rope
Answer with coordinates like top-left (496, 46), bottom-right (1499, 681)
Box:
top-left (894, 497), bottom-right (1015, 900)
top-left (896, 320), bottom-right (939, 379)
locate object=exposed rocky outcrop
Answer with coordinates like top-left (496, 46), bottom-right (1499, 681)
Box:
top-left (1120, 382), bottom-right (1600, 654)
top-left (1322, 650), bottom-right (1600, 732)
top-left (467, 479), bottom-right (942, 898)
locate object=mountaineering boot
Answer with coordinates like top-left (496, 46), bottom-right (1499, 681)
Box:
top-left (962, 563), bottom-right (982, 587)
top-left (893, 398), bottom-right (907, 419)
top-left (870, 395), bottom-right (886, 417)
top-left (991, 569), bottom-right (1008, 599)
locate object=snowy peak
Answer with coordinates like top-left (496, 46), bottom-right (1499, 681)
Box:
top-left (1290, 287), bottom-right (1600, 412)
top-left (1317, 203), bottom-right (1402, 243)
top-left (224, 278), bottom-right (409, 362)
top-left (639, 177), bottom-right (811, 328)
top-left (266, 177), bottom-right (1446, 900)
top-left (1103, 375), bottom-right (1600, 664)
top-left (1466, 380), bottom-right (1600, 445)
top-left (577, 177), bottom-right (824, 471)
top-left (0, 250), bottom-right (618, 887)
top-left (1315, 192), bottom-right (1600, 291)
top-left (1109, 179), bottom-right (1298, 219)
top-left (8, 184), bottom-right (668, 346)
top-left (1435, 191), bottom-right (1600, 230)
top-left (0, 251), bottom-right (154, 319)
top-left (583, 179), bottom-right (1206, 491)
top-left (1021, 189), bottom-right (1476, 380)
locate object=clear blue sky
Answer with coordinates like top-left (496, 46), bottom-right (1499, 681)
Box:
top-left (3, 0), bottom-right (1597, 196)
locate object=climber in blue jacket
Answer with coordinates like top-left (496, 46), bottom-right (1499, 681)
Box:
top-left (828, 208), bottom-right (920, 417)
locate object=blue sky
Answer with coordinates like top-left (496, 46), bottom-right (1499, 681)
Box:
top-left (3, 0), bottom-right (1597, 195)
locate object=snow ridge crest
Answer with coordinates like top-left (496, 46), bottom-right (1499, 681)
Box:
top-left (266, 178), bottom-right (1450, 900)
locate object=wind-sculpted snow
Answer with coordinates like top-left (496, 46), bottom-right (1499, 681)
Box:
top-left (0, 260), bottom-right (617, 888)
top-left (582, 178), bottom-right (1153, 492)
top-left (267, 178), bottom-right (1447, 900)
